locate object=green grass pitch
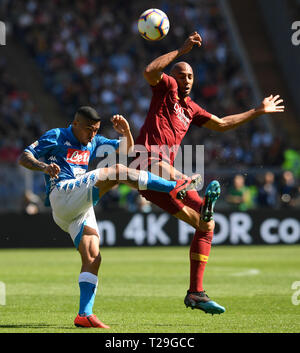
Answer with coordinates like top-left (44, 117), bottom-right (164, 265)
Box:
top-left (0, 245), bottom-right (299, 333)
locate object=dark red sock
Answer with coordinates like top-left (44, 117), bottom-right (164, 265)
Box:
top-left (189, 230), bottom-right (213, 292)
top-left (183, 190), bottom-right (203, 212)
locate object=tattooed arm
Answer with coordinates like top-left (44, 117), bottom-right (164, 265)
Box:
top-left (18, 151), bottom-right (61, 179)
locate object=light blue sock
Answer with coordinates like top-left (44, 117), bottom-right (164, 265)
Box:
top-left (78, 272), bottom-right (98, 316)
top-left (138, 171), bottom-right (176, 192)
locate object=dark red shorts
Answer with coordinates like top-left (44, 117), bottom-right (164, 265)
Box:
top-left (139, 189), bottom-right (204, 215)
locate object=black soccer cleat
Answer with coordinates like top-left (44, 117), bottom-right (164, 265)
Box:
top-left (200, 180), bottom-right (221, 222)
top-left (184, 291), bottom-right (225, 315)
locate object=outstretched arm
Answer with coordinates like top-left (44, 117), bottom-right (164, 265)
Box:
top-left (143, 31), bottom-right (202, 86)
top-left (203, 95), bottom-right (285, 132)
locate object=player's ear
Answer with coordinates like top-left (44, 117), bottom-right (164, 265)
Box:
top-left (73, 114), bottom-right (81, 127)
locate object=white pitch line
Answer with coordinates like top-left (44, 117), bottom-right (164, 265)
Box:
top-left (231, 269), bottom-right (261, 277)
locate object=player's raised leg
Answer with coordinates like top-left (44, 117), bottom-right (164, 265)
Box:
top-left (95, 164), bottom-right (201, 199)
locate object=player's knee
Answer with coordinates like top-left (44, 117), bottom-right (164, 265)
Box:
top-left (85, 251), bottom-right (101, 269)
top-left (79, 233), bottom-right (101, 269)
top-left (89, 244), bottom-right (101, 265)
top-left (93, 252), bottom-right (101, 268)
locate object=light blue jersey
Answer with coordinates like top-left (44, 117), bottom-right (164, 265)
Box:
top-left (25, 125), bottom-right (120, 206)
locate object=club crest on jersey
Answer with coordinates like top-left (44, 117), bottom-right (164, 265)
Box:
top-left (66, 149), bottom-right (90, 165)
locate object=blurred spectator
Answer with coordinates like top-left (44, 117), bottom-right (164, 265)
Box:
top-left (118, 184), bottom-right (139, 212)
top-left (282, 149), bottom-right (300, 178)
top-left (279, 171), bottom-right (299, 208)
top-left (137, 194), bottom-right (152, 213)
top-left (98, 187), bottom-right (120, 211)
top-left (226, 174), bottom-right (252, 211)
top-left (2, 0), bottom-right (286, 166)
top-left (0, 57), bottom-right (44, 156)
top-left (22, 190), bottom-right (43, 215)
top-left (257, 172), bottom-right (278, 208)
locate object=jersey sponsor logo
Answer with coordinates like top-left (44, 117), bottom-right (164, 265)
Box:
top-left (73, 167), bottom-right (86, 177)
top-left (66, 148), bottom-right (90, 165)
top-left (174, 102), bottom-right (190, 127)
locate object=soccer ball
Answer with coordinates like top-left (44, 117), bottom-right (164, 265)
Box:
top-left (138, 9), bottom-right (170, 41)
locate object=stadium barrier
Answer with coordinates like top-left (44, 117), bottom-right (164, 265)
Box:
top-left (0, 210), bottom-right (299, 248)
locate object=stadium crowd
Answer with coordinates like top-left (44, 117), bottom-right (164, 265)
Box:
top-left (0, 55), bottom-right (46, 212)
top-left (0, 0), bottom-right (299, 212)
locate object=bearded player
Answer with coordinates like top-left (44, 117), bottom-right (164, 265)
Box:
top-left (135, 31), bottom-right (285, 314)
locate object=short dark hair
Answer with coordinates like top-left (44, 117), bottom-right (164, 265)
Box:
top-left (76, 106), bottom-right (101, 122)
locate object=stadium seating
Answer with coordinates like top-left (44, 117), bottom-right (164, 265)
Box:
top-left (1, 0), bottom-right (298, 212)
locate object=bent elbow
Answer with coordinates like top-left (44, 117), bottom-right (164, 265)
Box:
top-left (18, 150), bottom-right (31, 167)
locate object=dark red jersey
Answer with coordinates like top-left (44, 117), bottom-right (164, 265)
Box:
top-left (135, 73), bottom-right (212, 165)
